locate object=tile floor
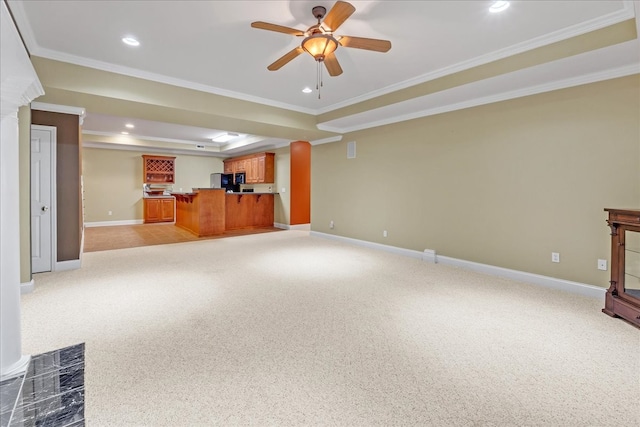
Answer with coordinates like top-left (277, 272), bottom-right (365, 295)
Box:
top-left (83, 223), bottom-right (283, 252)
top-left (0, 343), bottom-right (85, 427)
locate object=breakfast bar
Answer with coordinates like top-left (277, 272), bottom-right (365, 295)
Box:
top-left (173, 188), bottom-right (275, 236)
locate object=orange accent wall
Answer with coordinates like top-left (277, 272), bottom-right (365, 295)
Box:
top-left (290, 141), bottom-right (311, 225)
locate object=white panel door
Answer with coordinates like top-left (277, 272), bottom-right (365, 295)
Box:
top-left (31, 126), bottom-right (54, 273)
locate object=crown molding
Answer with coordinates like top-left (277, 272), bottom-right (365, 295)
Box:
top-left (1, 1), bottom-right (43, 119)
top-left (82, 141), bottom-right (228, 158)
top-left (310, 135), bottom-right (343, 145)
top-left (31, 46), bottom-right (319, 116)
top-left (315, 0), bottom-right (637, 115)
top-left (82, 130), bottom-right (221, 148)
top-left (317, 63), bottom-right (640, 134)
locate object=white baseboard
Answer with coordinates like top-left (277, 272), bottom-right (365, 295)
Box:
top-left (310, 231), bottom-right (605, 299)
top-left (310, 231), bottom-right (424, 260)
top-left (85, 219), bottom-right (143, 227)
top-left (20, 279), bottom-right (34, 294)
top-left (274, 223), bottom-right (311, 231)
top-left (55, 259), bottom-right (81, 271)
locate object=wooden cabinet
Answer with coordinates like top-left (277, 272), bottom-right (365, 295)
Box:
top-left (143, 155), bottom-right (175, 183)
top-left (223, 152), bottom-right (275, 184)
top-left (144, 197), bottom-right (175, 223)
top-left (603, 208), bottom-right (640, 327)
top-left (223, 161), bottom-right (234, 174)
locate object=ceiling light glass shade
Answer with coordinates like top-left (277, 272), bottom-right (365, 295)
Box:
top-left (121, 37), bottom-right (140, 46)
top-left (301, 34), bottom-right (338, 61)
top-left (212, 132), bottom-right (240, 143)
top-left (489, 1), bottom-right (510, 13)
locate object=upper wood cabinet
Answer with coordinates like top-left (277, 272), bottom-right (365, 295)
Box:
top-left (223, 152), bottom-right (274, 184)
top-left (142, 155), bottom-right (176, 183)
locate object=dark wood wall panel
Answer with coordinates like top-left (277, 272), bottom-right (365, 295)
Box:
top-left (31, 110), bottom-right (81, 262)
top-left (290, 141), bottom-right (311, 225)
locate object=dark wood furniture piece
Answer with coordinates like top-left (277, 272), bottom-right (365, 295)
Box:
top-left (142, 155), bottom-right (176, 183)
top-left (223, 152), bottom-right (275, 184)
top-left (143, 197), bottom-right (175, 223)
top-left (603, 208), bottom-right (640, 327)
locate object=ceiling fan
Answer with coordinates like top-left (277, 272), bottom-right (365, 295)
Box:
top-left (251, 1), bottom-right (391, 83)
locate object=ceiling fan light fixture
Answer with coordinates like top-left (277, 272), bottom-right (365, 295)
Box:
top-left (301, 34), bottom-right (338, 61)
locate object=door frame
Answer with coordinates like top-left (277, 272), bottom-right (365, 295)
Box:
top-left (31, 124), bottom-right (57, 273)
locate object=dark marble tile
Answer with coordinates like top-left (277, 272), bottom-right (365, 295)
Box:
top-left (27, 344), bottom-right (85, 378)
top-left (18, 363), bottom-right (84, 405)
top-left (9, 387), bottom-right (84, 427)
top-left (2, 343), bottom-right (85, 427)
top-left (1, 410), bottom-right (13, 427)
top-left (0, 374), bottom-right (24, 413)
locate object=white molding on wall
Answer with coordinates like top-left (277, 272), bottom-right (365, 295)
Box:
top-left (20, 279), bottom-right (34, 294)
top-left (55, 259), bottom-right (81, 272)
top-left (317, 63), bottom-right (640, 134)
top-left (84, 219), bottom-right (143, 228)
top-left (31, 102), bottom-right (86, 124)
top-left (435, 255), bottom-right (605, 299)
top-left (310, 231), bottom-right (605, 299)
top-left (315, 1), bottom-right (637, 115)
top-left (289, 224), bottom-right (311, 231)
top-left (310, 231), bottom-right (425, 260)
top-left (275, 223), bottom-right (311, 231)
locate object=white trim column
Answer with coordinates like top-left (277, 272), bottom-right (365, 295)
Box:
top-left (0, 1), bottom-right (44, 379)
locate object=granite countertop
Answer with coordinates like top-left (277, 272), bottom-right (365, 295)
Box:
top-left (143, 194), bottom-right (175, 198)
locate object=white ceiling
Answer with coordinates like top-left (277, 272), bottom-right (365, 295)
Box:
top-left (7, 0), bottom-right (640, 156)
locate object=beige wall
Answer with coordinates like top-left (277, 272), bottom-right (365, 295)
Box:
top-left (311, 75), bottom-right (640, 287)
top-left (273, 146), bottom-right (291, 225)
top-left (82, 148), bottom-right (223, 222)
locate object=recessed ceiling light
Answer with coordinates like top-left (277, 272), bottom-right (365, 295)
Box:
top-left (121, 131), bottom-right (129, 135)
top-left (125, 123), bottom-right (135, 129)
top-left (489, 1), bottom-right (510, 13)
top-left (122, 37), bottom-right (140, 46)
top-left (302, 87), bottom-right (313, 94)
top-left (212, 132), bottom-right (240, 143)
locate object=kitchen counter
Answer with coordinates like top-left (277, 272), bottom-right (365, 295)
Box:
top-left (171, 188), bottom-right (275, 236)
top-left (172, 189), bottom-right (225, 236)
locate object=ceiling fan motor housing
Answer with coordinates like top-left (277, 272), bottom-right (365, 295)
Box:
top-left (312, 6), bottom-right (327, 21)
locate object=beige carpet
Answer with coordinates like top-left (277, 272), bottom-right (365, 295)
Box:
top-left (22, 231), bottom-right (639, 426)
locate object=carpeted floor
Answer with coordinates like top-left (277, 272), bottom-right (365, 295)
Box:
top-left (23, 231), bottom-right (639, 426)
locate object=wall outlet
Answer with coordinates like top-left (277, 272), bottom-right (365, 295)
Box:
top-left (597, 259), bottom-right (608, 271)
top-left (281, 187), bottom-right (286, 193)
top-left (108, 210), bottom-right (112, 216)
top-left (383, 230), bottom-right (388, 237)
top-left (551, 252), bottom-right (560, 263)
top-left (329, 220), bottom-right (334, 229)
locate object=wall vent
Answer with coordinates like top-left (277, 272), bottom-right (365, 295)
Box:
top-left (347, 141), bottom-right (356, 159)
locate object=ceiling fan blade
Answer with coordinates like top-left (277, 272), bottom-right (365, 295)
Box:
top-left (251, 21), bottom-right (305, 36)
top-left (322, 1), bottom-right (356, 32)
top-left (324, 52), bottom-right (343, 76)
top-left (267, 47), bottom-right (304, 71)
top-left (338, 36), bottom-right (391, 52)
